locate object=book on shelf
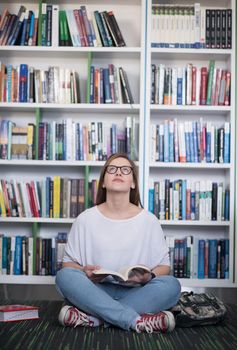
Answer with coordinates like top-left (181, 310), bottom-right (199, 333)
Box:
top-left (0, 116), bottom-right (138, 162)
top-left (93, 265), bottom-right (151, 283)
top-left (149, 179), bottom-right (230, 222)
top-left (150, 62), bottom-right (231, 106)
top-left (151, 4), bottom-right (232, 49)
top-left (0, 5), bottom-right (125, 47)
top-left (0, 304), bottom-right (39, 322)
top-left (0, 232), bottom-right (68, 276)
top-left (0, 176), bottom-right (100, 219)
top-left (150, 119), bottom-right (230, 164)
top-left (88, 64), bottom-right (134, 104)
top-left (166, 236), bottom-right (229, 279)
top-left (0, 63), bottom-right (80, 104)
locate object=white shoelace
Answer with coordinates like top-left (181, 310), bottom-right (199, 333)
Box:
top-left (136, 314), bottom-right (166, 333)
top-left (67, 309), bottom-right (90, 328)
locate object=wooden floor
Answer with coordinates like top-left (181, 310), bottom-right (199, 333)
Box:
top-left (0, 300), bottom-right (237, 350)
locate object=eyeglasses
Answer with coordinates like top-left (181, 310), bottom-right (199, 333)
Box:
top-left (106, 165), bottom-right (133, 175)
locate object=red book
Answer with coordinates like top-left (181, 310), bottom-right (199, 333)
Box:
top-left (191, 66), bottom-right (196, 105)
top-left (224, 71), bottom-right (231, 106)
top-left (0, 304), bottom-right (39, 322)
top-left (200, 67), bottom-right (207, 105)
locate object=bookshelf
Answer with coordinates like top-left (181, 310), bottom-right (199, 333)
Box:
top-left (145, 0), bottom-right (236, 287)
top-left (0, 0), bottom-right (236, 288)
top-left (0, 0), bottom-right (146, 284)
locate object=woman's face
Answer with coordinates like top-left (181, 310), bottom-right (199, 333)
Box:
top-left (103, 157), bottom-right (135, 194)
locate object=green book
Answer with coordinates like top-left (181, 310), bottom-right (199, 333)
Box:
top-left (206, 60), bottom-right (215, 105)
top-left (62, 10), bottom-right (71, 46)
top-left (59, 11), bottom-right (65, 46)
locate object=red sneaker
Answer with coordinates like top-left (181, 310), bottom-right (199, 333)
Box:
top-left (58, 305), bottom-right (94, 328)
top-left (135, 311), bottom-right (175, 333)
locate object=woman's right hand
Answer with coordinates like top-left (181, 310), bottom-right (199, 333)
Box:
top-left (83, 265), bottom-right (106, 283)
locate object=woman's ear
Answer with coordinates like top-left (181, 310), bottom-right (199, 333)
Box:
top-left (131, 183), bottom-right (135, 190)
top-left (102, 184), bottom-right (105, 188)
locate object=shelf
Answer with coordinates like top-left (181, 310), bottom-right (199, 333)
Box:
top-left (0, 103), bottom-right (140, 113)
top-left (179, 278), bottom-right (234, 288)
top-left (150, 105), bottom-right (231, 113)
top-left (0, 46), bottom-right (141, 53)
top-left (0, 218), bottom-right (75, 224)
top-left (151, 48), bottom-right (232, 60)
top-left (0, 160), bottom-right (106, 167)
top-left (0, 275), bottom-right (234, 287)
top-left (160, 220), bottom-right (230, 226)
top-left (0, 275), bottom-right (56, 285)
top-left (0, 160), bottom-right (140, 167)
top-left (150, 162), bottom-right (231, 169)
top-left (0, 217), bottom-right (229, 226)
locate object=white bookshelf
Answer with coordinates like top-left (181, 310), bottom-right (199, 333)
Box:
top-left (145, 0), bottom-right (236, 288)
top-left (0, 0), bottom-right (236, 288)
top-left (0, 0), bottom-right (146, 284)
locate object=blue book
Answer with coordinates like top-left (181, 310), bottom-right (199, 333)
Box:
top-left (46, 177), bottom-right (51, 217)
top-left (225, 239), bottom-right (229, 279)
top-left (181, 180), bottom-right (186, 220)
top-left (193, 122), bottom-right (198, 162)
top-left (19, 64), bottom-right (28, 102)
top-left (224, 189), bottom-right (230, 221)
top-left (14, 236), bottom-right (22, 275)
top-left (169, 122), bottom-right (174, 162)
top-left (6, 65), bottom-right (13, 102)
top-left (94, 11), bottom-right (109, 47)
top-left (111, 124), bottom-right (117, 154)
top-left (223, 122), bottom-right (230, 163)
top-left (79, 123), bottom-right (84, 160)
top-left (148, 188), bottom-right (154, 213)
top-left (100, 68), bottom-right (104, 103)
top-left (2, 237), bottom-right (8, 274)
top-left (196, 121), bottom-right (201, 162)
top-left (159, 125), bottom-right (164, 162)
top-left (191, 185), bottom-right (195, 220)
top-left (208, 239), bottom-right (217, 278)
top-left (198, 239), bottom-right (205, 279)
top-left (206, 125), bottom-right (211, 162)
top-left (219, 239), bottom-right (226, 279)
top-left (28, 11), bottom-right (35, 45)
top-left (177, 77), bottom-right (182, 105)
top-left (20, 12), bottom-right (28, 46)
top-left (103, 68), bottom-right (112, 103)
top-left (184, 125), bottom-right (191, 162)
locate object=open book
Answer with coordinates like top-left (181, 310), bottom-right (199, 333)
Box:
top-left (93, 264), bottom-right (151, 282)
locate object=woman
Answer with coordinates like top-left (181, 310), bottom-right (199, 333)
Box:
top-left (56, 153), bottom-right (181, 333)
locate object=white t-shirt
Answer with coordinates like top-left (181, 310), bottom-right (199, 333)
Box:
top-left (63, 206), bottom-right (170, 271)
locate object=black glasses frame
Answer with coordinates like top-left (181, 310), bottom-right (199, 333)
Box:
top-left (105, 165), bottom-right (133, 175)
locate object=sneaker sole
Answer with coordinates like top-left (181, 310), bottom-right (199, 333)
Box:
top-left (58, 305), bottom-right (71, 326)
top-left (163, 311), bottom-right (176, 332)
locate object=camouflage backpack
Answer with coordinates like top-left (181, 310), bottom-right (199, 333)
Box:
top-left (171, 291), bottom-right (227, 327)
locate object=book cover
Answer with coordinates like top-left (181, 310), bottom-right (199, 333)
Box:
top-left (0, 304), bottom-right (39, 322)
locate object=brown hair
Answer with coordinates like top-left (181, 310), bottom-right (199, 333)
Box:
top-left (96, 153), bottom-right (142, 207)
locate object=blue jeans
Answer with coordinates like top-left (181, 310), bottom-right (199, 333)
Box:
top-left (56, 267), bottom-right (181, 331)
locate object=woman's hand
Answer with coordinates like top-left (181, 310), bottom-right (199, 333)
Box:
top-left (83, 265), bottom-right (106, 283)
top-left (127, 268), bottom-right (152, 285)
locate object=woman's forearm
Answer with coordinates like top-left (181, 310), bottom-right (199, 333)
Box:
top-left (152, 265), bottom-right (170, 276)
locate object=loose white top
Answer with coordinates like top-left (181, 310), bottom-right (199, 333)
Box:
top-left (63, 206), bottom-right (170, 271)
